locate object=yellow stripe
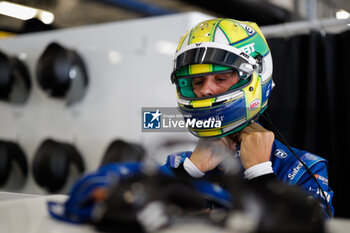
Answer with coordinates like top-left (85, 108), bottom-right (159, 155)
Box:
top-left (197, 129), bottom-right (222, 137)
top-left (219, 20), bottom-right (247, 44)
top-left (189, 64), bottom-right (212, 75)
top-left (223, 117), bottom-right (245, 128)
top-left (176, 31), bottom-right (190, 52)
top-left (242, 73), bottom-right (262, 120)
top-left (191, 115), bottom-right (246, 137)
top-left (262, 100), bottom-right (268, 109)
top-left (189, 19), bottom-right (218, 44)
top-left (191, 98), bottom-right (215, 108)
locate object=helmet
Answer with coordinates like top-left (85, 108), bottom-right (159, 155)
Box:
top-left (171, 18), bottom-right (273, 138)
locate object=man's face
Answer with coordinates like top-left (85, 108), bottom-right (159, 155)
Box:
top-left (192, 72), bottom-right (239, 97)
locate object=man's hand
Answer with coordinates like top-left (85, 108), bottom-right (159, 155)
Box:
top-left (188, 123), bottom-right (274, 173)
top-left (239, 123), bottom-right (275, 170)
top-left (189, 136), bottom-right (237, 173)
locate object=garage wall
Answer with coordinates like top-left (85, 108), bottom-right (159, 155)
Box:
top-left (0, 12), bottom-right (212, 194)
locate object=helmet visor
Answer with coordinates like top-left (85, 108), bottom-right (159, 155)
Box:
top-left (176, 72), bottom-right (250, 98)
top-left (171, 46), bottom-right (255, 83)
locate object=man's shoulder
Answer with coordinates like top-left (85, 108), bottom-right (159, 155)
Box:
top-left (271, 140), bottom-right (328, 183)
top-left (271, 140), bottom-right (327, 163)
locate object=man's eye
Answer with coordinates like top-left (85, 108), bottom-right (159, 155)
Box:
top-left (193, 80), bottom-right (203, 86)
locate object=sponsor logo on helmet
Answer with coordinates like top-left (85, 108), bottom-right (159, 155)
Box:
top-left (243, 25), bottom-right (255, 35)
top-left (249, 99), bottom-right (260, 111)
top-left (239, 52), bottom-right (250, 60)
top-left (241, 43), bottom-right (255, 55)
top-left (274, 149), bottom-right (288, 159)
top-left (288, 162), bottom-right (303, 180)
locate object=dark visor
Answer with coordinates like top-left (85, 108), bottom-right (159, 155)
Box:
top-left (171, 47), bottom-right (251, 83)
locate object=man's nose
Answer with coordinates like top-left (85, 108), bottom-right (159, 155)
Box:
top-left (200, 79), bottom-right (217, 97)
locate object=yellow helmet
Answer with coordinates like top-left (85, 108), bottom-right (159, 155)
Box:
top-left (171, 18), bottom-right (273, 138)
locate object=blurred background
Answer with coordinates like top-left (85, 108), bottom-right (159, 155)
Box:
top-left (0, 0), bottom-right (349, 219)
top-left (0, 0), bottom-right (350, 32)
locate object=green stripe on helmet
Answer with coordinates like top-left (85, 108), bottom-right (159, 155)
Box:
top-left (233, 33), bottom-right (269, 57)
